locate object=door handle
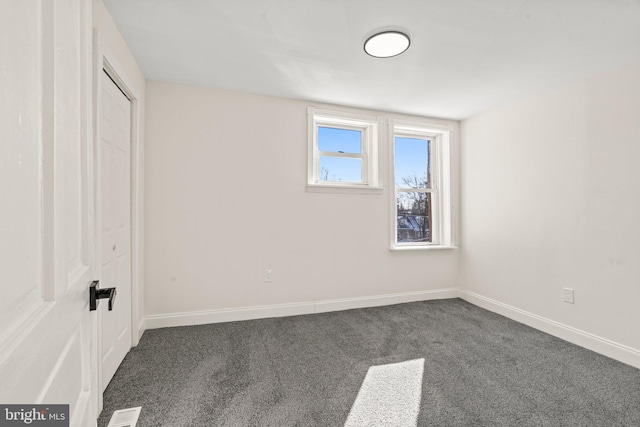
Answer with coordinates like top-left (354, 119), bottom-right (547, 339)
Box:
top-left (89, 280), bottom-right (117, 311)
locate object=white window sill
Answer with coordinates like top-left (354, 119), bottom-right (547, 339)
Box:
top-left (390, 245), bottom-right (457, 252)
top-left (306, 184), bottom-right (384, 195)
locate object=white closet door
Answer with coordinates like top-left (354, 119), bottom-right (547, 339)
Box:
top-left (99, 70), bottom-right (132, 392)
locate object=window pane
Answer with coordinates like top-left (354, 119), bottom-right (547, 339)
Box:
top-left (320, 156), bottom-right (362, 183)
top-left (394, 137), bottom-right (430, 188)
top-left (396, 192), bottom-right (432, 243)
top-left (318, 126), bottom-right (362, 154)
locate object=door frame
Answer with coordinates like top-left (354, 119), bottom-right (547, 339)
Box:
top-left (93, 30), bottom-right (144, 413)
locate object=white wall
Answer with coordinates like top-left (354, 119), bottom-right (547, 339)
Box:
top-left (94, 0), bottom-right (146, 337)
top-left (461, 60), bottom-right (640, 360)
top-left (145, 81), bottom-right (460, 317)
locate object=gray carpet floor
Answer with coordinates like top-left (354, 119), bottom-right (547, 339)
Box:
top-left (98, 298), bottom-right (640, 426)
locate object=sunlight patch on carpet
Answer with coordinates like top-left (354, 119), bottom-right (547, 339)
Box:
top-left (344, 358), bottom-right (424, 427)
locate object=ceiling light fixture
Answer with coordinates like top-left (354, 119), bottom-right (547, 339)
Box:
top-left (364, 30), bottom-right (410, 58)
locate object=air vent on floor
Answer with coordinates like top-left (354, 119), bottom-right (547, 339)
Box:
top-left (107, 407), bottom-right (141, 427)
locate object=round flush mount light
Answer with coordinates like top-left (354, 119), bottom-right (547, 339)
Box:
top-left (364, 30), bottom-right (410, 58)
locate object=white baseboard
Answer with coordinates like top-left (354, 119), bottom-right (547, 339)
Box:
top-left (459, 290), bottom-right (640, 369)
top-left (144, 288), bottom-right (459, 330)
top-left (313, 288), bottom-right (458, 313)
top-left (137, 318), bottom-right (146, 342)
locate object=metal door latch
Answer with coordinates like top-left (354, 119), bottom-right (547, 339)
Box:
top-left (89, 280), bottom-right (117, 311)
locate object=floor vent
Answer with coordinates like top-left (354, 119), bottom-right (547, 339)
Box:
top-left (107, 407), bottom-right (142, 427)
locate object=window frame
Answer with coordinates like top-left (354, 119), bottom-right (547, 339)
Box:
top-left (390, 121), bottom-right (453, 250)
top-left (307, 108), bottom-right (381, 193)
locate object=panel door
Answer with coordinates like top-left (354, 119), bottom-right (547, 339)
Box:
top-left (99, 70), bottom-right (133, 391)
top-left (0, 1), bottom-right (98, 426)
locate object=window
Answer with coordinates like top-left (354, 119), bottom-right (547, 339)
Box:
top-left (391, 122), bottom-right (453, 249)
top-left (307, 108), bottom-right (381, 193)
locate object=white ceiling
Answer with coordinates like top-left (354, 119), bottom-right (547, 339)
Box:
top-left (104, 0), bottom-right (640, 120)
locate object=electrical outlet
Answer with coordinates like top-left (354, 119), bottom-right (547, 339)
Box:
top-left (264, 269), bottom-right (273, 282)
top-left (563, 288), bottom-right (574, 304)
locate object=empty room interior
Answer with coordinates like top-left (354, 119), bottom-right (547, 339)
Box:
top-left (2, 0), bottom-right (640, 426)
